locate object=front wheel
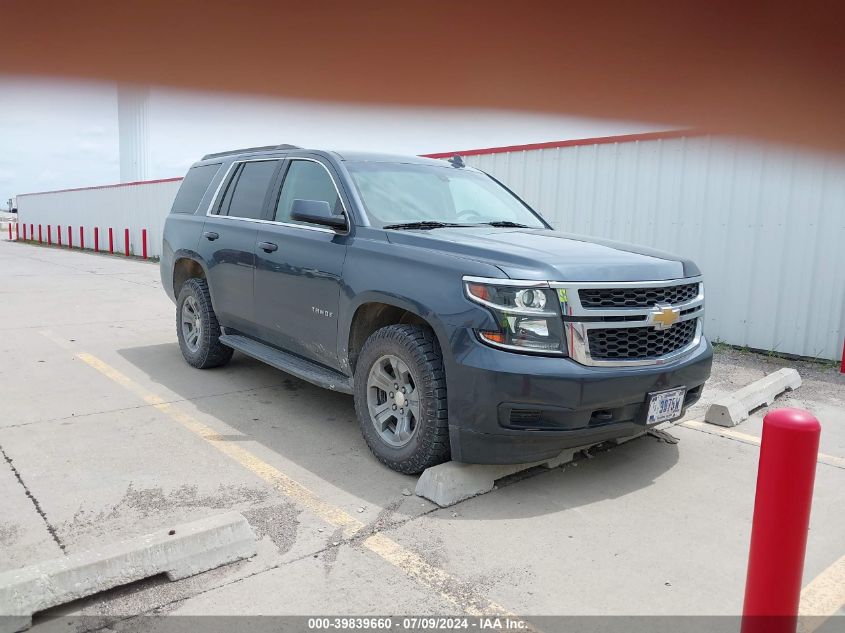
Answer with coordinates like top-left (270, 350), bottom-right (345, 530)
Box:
top-left (353, 324), bottom-right (450, 474)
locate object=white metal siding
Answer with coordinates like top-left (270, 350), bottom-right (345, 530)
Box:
top-left (466, 136), bottom-right (845, 360)
top-left (16, 179), bottom-right (182, 259)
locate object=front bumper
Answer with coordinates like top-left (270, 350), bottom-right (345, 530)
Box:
top-left (445, 330), bottom-right (713, 464)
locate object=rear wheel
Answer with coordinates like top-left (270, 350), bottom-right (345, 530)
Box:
top-left (176, 278), bottom-right (233, 369)
top-left (354, 324), bottom-right (449, 474)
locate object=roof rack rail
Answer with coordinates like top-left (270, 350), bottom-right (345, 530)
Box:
top-left (201, 144), bottom-right (302, 160)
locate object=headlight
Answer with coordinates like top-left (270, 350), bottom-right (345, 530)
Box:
top-left (465, 280), bottom-right (566, 354)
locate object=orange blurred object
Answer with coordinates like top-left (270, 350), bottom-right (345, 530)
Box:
top-left (2, 1), bottom-right (844, 152)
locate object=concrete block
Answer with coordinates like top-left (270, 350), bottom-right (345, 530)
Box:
top-left (705, 367), bottom-right (802, 427)
top-left (611, 431), bottom-right (647, 445)
top-left (416, 446), bottom-right (588, 507)
top-left (0, 511), bottom-right (256, 627)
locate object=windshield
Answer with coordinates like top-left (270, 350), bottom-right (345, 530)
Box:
top-left (346, 161), bottom-right (548, 229)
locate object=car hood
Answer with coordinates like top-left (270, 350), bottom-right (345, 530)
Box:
top-left (385, 227), bottom-right (699, 282)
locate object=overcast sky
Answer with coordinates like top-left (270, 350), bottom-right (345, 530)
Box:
top-left (0, 76), bottom-right (664, 203)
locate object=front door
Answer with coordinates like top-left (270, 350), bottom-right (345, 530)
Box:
top-left (253, 158), bottom-right (349, 370)
top-left (199, 159), bottom-right (281, 335)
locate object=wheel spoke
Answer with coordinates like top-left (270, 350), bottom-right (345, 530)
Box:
top-left (390, 357), bottom-right (409, 386)
top-left (370, 363), bottom-right (395, 393)
top-left (372, 402), bottom-right (394, 431)
top-left (394, 412), bottom-right (411, 443)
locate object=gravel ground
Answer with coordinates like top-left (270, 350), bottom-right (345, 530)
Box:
top-left (687, 344), bottom-right (844, 420)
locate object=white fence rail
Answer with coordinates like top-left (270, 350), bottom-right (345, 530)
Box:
top-left (16, 178), bottom-right (182, 259)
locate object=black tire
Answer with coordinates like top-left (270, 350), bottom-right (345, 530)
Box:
top-left (353, 324), bottom-right (450, 474)
top-left (176, 277), bottom-right (234, 369)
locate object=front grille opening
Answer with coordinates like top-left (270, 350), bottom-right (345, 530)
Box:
top-left (590, 409), bottom-right (614, 425)
top-left (580, 283), bottom-right (699, 308)
top-left (588, 319), bottom-right (698, 360)
top-left (601, 314), bottom-right (648, 323)
top-left (509, 409), bottom-right (543, 425)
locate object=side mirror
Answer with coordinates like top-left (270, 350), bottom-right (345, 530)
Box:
top-left (290, 199), bottom-right (347, 229)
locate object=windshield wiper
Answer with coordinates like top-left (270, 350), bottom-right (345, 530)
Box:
top-left (382, 221), bottom-right (469, 230)
top-left (480, 221), bottom-right (532, 228)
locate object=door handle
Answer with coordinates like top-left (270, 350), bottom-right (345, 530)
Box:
top-left (258, 241), bottom-right (278, 253)
top-left (203, 231), bottom-right (219, 241)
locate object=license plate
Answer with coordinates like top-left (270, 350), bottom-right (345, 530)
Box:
top-left (646, 387), bottom-right (686, 424)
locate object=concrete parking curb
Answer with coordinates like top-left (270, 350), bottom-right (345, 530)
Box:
top-left (704, 367), bottom-right (802, 427)
top-left (416, 443), bottom-right (606, 507)
top-left (0, 511), bottom-right (256, 630)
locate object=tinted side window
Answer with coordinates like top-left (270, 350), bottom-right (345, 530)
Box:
top-left (220, 160), bottom-right (279, 219)
top-left (274, 160), bottom-right (342, 224)
top-left (171, 163), bottom-right (221, 214)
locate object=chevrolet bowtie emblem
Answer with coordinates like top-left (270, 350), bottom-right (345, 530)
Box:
top-left (650, 305), bottom-right (680, 330)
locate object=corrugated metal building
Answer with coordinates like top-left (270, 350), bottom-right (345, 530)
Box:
top-left (14, 131), bottom-right (845, 360)
top-left (428, 132), bottom-right (845, 362)
top-left (16, 178), bottom-right (182, 259)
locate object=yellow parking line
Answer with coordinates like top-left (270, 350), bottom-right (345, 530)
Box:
top-left (72, 350), bottom-right (517, 618)
top-left (799, 554), bottom-right (845, 632)
top-left (680, 420), bottom-right (845, 469)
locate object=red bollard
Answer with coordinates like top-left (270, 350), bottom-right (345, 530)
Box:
top-left (108, 227), bottom-right (114, 253)
top-left (22, 224), bottom-right (27, 240)
top-left (94, 227), bottom-right (99, 252)
top-left (30, 224), bottom-right (33, 240)
top-left (15, 223), bottom-right (19, 240)
top-left (48, 225), bottom-right (52, 245)
top-left (7, 224), bottom-right (11, 240)
top-left (79, 226), bottom-right (84, 249)
top-left (124, 228), bottom-right (130, 256)
top-left (38, 224), bottom-right (42, 243)
top-left (742, 408), bottom-right (821, 633)
top-left (68, 225), bottom-right (73, 248)
top-left (142, 229), bottom-right (148, 259)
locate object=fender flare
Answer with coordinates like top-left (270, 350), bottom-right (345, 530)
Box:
top-left (340, 291), bottom-right (454, 374)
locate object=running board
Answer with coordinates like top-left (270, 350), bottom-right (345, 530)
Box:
top-left (219, 334), bottom-right (354, 394)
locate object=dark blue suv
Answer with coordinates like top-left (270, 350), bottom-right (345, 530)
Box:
top-left (161, 145), bottom-right (712, 473)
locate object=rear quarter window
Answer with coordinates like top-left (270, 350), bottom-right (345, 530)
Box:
top-left (170, 163), bottom-right (222, 214)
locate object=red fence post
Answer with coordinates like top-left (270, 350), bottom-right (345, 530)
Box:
top-left (48, 225), bottom-right (52, 245)
top-left (124, 228), bottom-right (130, 256)
top-left (840, 339), bottom-right (844, 374)
top-left (142, 229), bottom-right (148, 259)
top-left (741, 408), bottom-right (821, 633)
top-left (38, 224), bottom-right (42, 243)
top-left (94, 227), bottom-right (99, 252)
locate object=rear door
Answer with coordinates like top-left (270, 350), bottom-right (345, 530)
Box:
top-left (253, 157), bottom-right (350, 370)
top-left (199, 159), bottom-right (282, 335)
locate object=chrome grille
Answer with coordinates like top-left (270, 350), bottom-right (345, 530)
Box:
top-left (579, 282), bottom-right (699, 308)
top-left (587, 319), bottom-right (698, 360)
top-left (555, 277), bottom-right (704, 367)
